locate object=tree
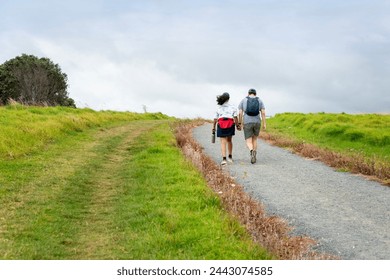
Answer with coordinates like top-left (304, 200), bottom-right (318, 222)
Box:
top-left (0, 54), bottom-right (75, 107)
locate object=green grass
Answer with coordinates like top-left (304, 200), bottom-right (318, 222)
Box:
top-left (266, 113), bottom-right (390, 162)
top-left (0, 106), bottom-right (270, 259)
top-left (0, 103), bottom-right (169, 159)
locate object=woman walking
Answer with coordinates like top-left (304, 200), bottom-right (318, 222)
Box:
top-left (212, 92), bottom-right (240, 165)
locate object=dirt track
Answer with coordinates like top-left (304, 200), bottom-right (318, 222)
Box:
top-left (193, 123), bottom-right (390, 260)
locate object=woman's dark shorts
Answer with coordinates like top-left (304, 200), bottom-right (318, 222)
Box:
top-left (217, 125), bottom-right (235, 137)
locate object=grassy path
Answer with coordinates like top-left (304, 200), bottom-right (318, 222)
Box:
top-left (0, 120), bottom-right (270, 259)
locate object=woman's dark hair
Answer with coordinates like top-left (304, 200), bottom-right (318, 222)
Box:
top-left (217, 92), bottom-right (230, 105)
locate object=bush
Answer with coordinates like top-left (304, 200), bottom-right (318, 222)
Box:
top-left (0, 54), bottom-right (75, 107)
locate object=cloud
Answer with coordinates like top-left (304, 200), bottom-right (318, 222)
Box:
top-left (1, 0), bottom-right (389, 117)
top-left (29, 36), bottom-right (227, 118)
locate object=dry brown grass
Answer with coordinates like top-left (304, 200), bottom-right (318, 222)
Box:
top-left (261, 132), bottom-right (390, 186)
top-left (173, 120), bottom-right (334, 260)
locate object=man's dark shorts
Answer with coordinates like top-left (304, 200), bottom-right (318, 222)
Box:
top-left (243, 122), bottom-right (260, 139)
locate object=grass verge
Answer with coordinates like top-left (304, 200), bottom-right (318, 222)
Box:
top-left (263, 113), bottom-right (390, 185)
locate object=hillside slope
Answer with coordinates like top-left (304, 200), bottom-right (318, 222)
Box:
top-left (0, 104), bottom-right (168, 159)
top-left (0, 107), bottom-right (270, 259)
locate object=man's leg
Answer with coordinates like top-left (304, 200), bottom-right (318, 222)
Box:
top-left (245, 137), bottom-right (253, 151)
top-left (251, 123), bottom-right (261, 163)
top-left (245, 123), bottom-right (255, 151)
top-left (251, 136), bottom-right (257, 163)
top-left (244, 123), bottom-right (256, 163)
top-left (252, 135), bottom-right (258, 151)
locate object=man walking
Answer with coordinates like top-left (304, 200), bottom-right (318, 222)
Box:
top-left (238, 88), bottom-right (266, 164)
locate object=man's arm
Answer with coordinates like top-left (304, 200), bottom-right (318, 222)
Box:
top-left (238, 109), bottom-right (243, 125)
top-left (234, 116), bottom-right (241, 130)
top-left (237, 109), bottom-right (243, 130)
top-left (261, 109), bottom-right (266, 130)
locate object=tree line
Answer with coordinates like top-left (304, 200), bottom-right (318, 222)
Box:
top-left (0, 54), bottom-right (75, 107)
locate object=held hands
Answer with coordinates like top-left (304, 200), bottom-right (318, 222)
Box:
top-left (236, 123), bottom-right (242, 131)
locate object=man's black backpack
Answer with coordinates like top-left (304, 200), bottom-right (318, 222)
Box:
top-left (245, 96), bottom-right (260, 116)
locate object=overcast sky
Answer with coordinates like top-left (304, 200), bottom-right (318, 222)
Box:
top-left (1, 0), bottom-right (389, 118)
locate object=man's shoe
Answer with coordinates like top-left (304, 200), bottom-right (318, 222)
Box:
top-left (251, 150), bottom-right (257, 164)
top-left (221, 159), bottom-right (227, 166)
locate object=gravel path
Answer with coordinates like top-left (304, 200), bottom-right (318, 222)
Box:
top-left (193, 123), bottom-right (390, 260)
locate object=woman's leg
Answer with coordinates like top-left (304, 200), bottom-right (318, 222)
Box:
top-left (227, 136), bottom-right (233, 156)
top-left (220, 137), bottom-right (227, 158)
top-left (220, 137), bottom-right (228, 165)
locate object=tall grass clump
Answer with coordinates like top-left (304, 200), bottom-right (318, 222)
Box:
top-left (264, 113), bottom-right (390, 185)
top-left (0, 104), bottom-right (171, 159)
